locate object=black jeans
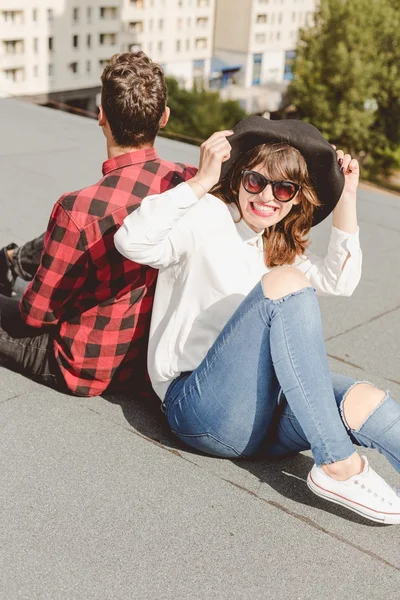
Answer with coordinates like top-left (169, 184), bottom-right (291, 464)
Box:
top-left (0, 294), bottom-right (67, 391)
top-left (0, 234), bottom-right (68, 392)
top-left (12, 233), bottom-right (45, 281)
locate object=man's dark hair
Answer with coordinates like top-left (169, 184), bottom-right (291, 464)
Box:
top-left (100, 52), bottom-right (167, 147)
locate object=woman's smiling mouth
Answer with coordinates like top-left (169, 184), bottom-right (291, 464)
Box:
top-left (250, 201), bottom-right (279, 217)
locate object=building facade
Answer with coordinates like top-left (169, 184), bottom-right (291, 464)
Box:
top-left (213, 0), bottom-right (317, 113)
top-left (120, 0), bottom-right (215, 89)
top-left (0, 0), bottom-right (123, 109)
top-left (0, 0), bottom-right (215, 106)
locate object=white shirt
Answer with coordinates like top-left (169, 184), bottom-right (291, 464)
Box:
top-left (114, 182), bottom-right (362, 401)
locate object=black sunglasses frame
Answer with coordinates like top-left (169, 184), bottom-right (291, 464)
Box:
top-left (241, 170), bottom-right (301, 203)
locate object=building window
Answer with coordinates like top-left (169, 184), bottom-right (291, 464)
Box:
top-left (87, 34), bottom-right (91, 48)
top-left (177, 17), bottom-right (183, 30)
top-left (86, 60), bottom-right (91, 73)
top-left (73, 34), bottom-right (79, 48)
top-left (130, 0), bottom-right (144, 7)
top-left (129, 21), bottom-right (143, 32)
top-left (195, 37), bottom-right (207, 50)
top-left (255, 33), bottom-right (266, 43)
top-left (197, 0), bottom-right (209, 6)
top-left (3, 40), bottom-right (24, 55)
top-left (100, 7), bottom-right (118, 19)
top-left (193, 58), bottom-right (205, 86)
top-left (33, 38), bottom-right (39, 53)
top-left (176, 39), bottom-right (181, 52)
top-left (3, 68), bottom-right (25, 82)
top-left (73, 7), bottom-right (79, 22)
top-left (69, 62), bottom-right (78, 74)
top-left (186, 39), bottom-right (190, 51)
top-left (87, 7), bottom-right (92, 22)
top-left (196, 17), bottom-right (209, 28)
top-left (2, 10), bottom-right (24, 24)
top-left (33, 65), bottom-right (39, 77)
top-left (48, 37), bottom-right (53, 51)
top-left (100, 33), bottom-right (117, 45)
top-left (256, 13), bottom-right (267, 23)
top-left (159, 18), bottom-right (163, 30)
top-left (252, 53), bottom-right (262, 85)
top-left (99, 59), bottom-right (110, 68)
top-left (47, 8), bottom-right (54, 22)
top-left (32, 8), bottom-right (38, 22)
top-left (48, 63), bottom-right (54, 77)
top-left (158, 41), bottom-right (163, 52)
top-left (283, 49), bottom-right (296, 81)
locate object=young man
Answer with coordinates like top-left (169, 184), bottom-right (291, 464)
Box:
top-left (0, 52), bottom-right (197, 397)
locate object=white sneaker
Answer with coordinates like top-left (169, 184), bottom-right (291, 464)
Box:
top-left (307, 455), bottom-right (400, 524)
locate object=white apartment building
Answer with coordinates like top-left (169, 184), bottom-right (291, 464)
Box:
top-left (0, 1), bottom-right (121, 108)
top-left (0, 0), bottom-right (215, 107)
top-left (213, 0), bottom-right (317, 113)
top-left (120, 0), bottom-right (215, 89)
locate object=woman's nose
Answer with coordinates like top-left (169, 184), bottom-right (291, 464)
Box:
top-left (259, 183), bottom-right (275, 202)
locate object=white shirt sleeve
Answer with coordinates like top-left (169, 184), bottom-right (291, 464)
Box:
top-left (295, 226), bottom-right (362, 296)
top-left (114, 182), bottom-right (200, 269)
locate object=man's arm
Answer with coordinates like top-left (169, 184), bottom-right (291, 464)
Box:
top-left (20, 199), bottom-right (88, 327)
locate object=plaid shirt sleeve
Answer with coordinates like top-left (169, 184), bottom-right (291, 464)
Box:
top-left (20, 198), bottom-right (88, 327)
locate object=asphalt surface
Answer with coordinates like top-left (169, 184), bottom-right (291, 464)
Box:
top-left (0, 99), bottom-right (399, 600)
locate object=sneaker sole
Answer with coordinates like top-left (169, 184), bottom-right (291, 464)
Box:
top-left (307, 472), bottom-right (400, 525)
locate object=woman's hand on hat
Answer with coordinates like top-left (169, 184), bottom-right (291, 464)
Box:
top-left (190, 130), bottom-right (233, 195)
top-left (336, 149), bottom-right (360, 202)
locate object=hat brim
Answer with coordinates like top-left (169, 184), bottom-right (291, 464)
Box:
top-left (221, 116), bottom-right (344, 227)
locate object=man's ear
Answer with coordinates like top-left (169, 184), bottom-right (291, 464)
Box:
top-left (159, 106), bottom-right (170, 130)
top-left (98, 105), bottom-right (106, 127)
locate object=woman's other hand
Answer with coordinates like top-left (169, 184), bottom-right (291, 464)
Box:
top-left (332, 149), bottom-right (359, 234)
top-left (336, 149), bottom-right (360, 202)
top-left (189, 130), bottom-right (233, 197)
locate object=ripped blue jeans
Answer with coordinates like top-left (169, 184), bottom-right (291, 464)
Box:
top-left (164, 281), bottom-right (400, 471)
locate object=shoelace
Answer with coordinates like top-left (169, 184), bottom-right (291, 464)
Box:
top-left (354, 480), bottom-right (393, 506)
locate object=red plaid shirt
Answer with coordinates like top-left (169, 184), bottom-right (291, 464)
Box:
top-left (20, 148), bottom-right (197, 396)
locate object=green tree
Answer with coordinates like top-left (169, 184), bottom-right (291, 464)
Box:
top-left (165, 77), bottom-right (247, 142)
top-left (287, 0), bottom-right (400, 176)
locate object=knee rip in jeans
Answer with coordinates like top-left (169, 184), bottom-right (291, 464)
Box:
top-left (340, 381), bottom-right (388, 432)
top-left (261, 268), bottom-right (313, 302)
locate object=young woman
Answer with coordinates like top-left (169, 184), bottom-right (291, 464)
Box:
top-left (115, 116), bottom-right (400, 524)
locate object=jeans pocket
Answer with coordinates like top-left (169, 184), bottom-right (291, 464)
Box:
top-left (172, 431), bottom-right (242, 458)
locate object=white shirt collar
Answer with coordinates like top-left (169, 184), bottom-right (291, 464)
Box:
top-left (226, 203), bottom-right (264, 247)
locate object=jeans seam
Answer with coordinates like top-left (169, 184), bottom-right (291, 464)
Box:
top-left (0, 337), bottom-right (50, 352)
top-left (277, 298), bottom-right (337, 464)
top-left (13, 247), bottom-right (32, 281)
top-left (171, 430), bottom-right (243, 457)
top-left (355, 430), bottom-right (400, 465)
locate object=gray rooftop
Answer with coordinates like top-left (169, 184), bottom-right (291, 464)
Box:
top-left (0, 98), bottom-right (399, 600)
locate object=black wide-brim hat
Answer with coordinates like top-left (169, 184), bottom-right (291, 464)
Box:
top-left (221, 115), bottom-right (344, 227)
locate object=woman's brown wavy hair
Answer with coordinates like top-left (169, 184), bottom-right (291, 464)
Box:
top-left (211, 143), bottom-right (321, 267)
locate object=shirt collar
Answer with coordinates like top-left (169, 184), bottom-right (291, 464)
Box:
top-left (227, 203), bottom-right (264, 247)
top-left (102, 147), bottom-right (158, 175)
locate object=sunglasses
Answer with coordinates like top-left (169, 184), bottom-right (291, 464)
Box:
top-left (241, 170), bottom-right (301, 203)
